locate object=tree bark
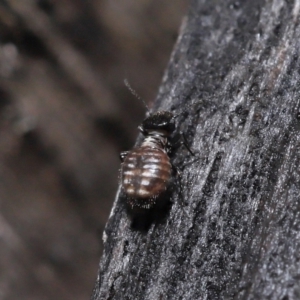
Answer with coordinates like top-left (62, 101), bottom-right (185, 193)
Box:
top-left (92, 0), bottom-right (300, 299)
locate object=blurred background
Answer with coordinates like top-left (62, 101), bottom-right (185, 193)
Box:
top-left (0, 0), bottom-right (188, 299)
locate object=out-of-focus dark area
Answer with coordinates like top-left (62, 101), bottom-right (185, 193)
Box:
top-left (0, 0), bottom-right (188, 299)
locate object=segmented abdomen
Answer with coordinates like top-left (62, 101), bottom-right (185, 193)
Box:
top-left (121, 146), bottom-right (171, 201)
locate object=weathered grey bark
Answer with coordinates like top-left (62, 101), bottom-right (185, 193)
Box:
top-left (92, 0), bottom-right (300, 299)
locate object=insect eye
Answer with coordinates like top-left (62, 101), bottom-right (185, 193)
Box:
top-left (142, 111), bottom-right (175, 133)
top-left (159, 121), bottom-right (175, 132)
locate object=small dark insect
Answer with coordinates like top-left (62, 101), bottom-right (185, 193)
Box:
top-left (120, 82), bottom-right (194, 212)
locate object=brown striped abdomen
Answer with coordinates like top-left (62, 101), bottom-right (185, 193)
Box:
top-left (121, 146), bottom-right (171, 204)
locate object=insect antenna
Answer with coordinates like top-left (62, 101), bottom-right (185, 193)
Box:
top-left (124, 79), bottom-right (150, 113)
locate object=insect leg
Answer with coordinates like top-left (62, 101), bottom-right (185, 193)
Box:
top-left (172, 164), bottom-right (183, 200)
top-left (180, 131), bottom-right (195, 156)
top-left (171, 132), bottom-right (195, 156)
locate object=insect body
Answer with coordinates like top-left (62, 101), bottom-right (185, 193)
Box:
top-left (120, 111), bottom-right (176, 210)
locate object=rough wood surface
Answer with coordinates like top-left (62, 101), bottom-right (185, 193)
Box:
top-left (93, 0), bottom-right (300, 299)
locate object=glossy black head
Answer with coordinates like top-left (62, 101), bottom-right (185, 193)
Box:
top-left (141, 111), bottom-right (175, 134)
